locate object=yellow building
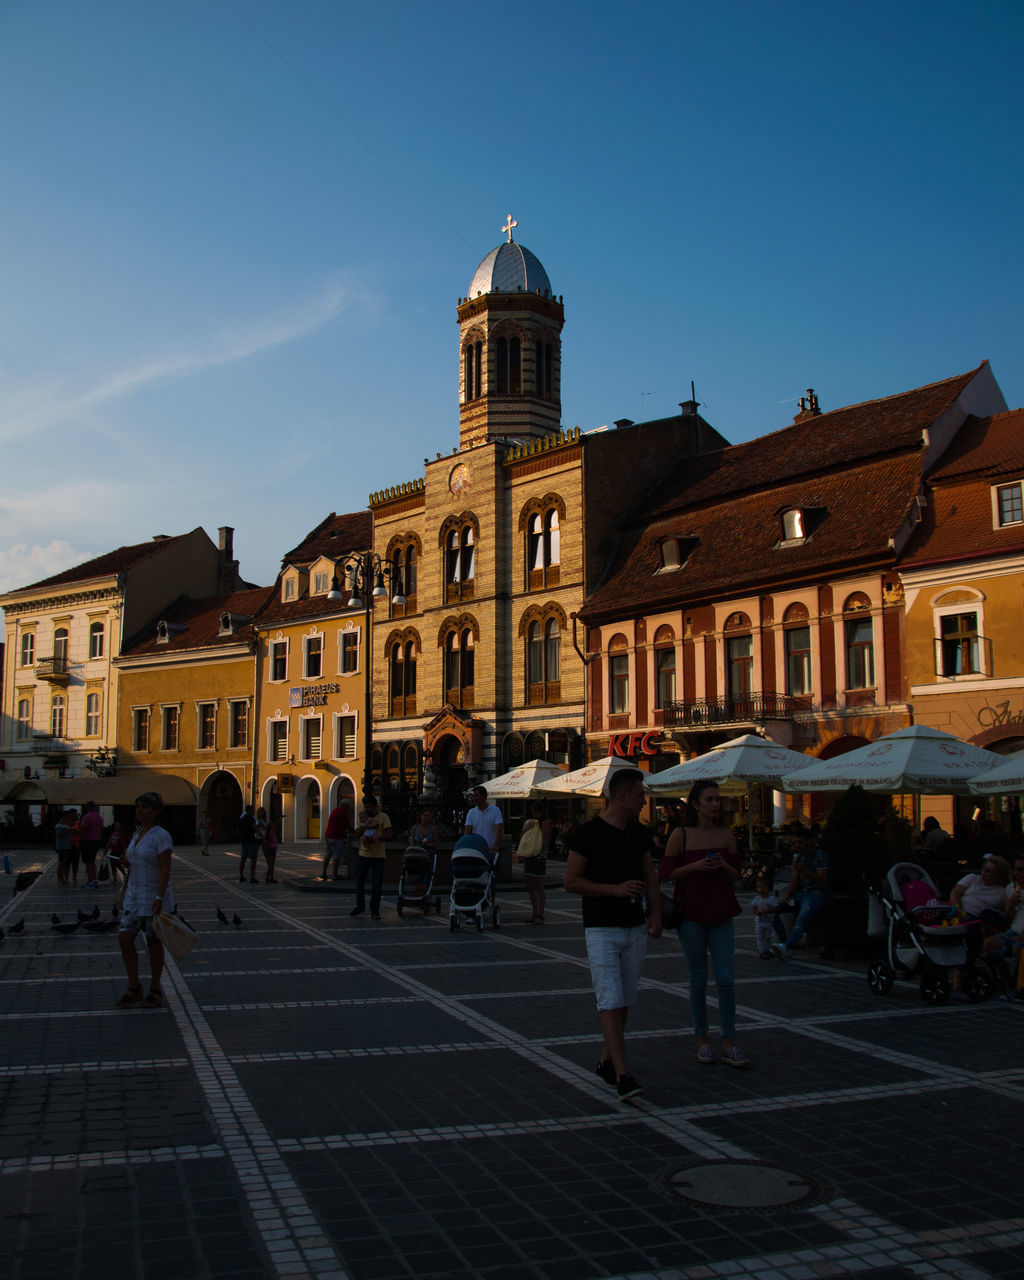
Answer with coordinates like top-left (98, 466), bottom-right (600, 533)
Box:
top-left (1, 526), bottom-right (243, 826)
top-left (114, 585), bottom-right (272, 842)
top-left (368, 229), bottom-right (726, 825)
top-left (253, 511), bottom-right (371, 845)
top-left (900, 406), bottom-right (1024, 833)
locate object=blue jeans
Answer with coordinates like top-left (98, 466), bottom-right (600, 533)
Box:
top-left (355, 856), bottom-right (384, 914)
top-left (678, 919), bottom-right (736, 1039)
top-left (780, 890), bottom-right (826, 952)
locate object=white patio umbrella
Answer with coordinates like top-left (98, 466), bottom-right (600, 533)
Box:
top-left (478, 759), bottom-right (564, 800)
top-left (647, 734), bottom-right (816, 848)
top-left (535, 755), bottom-right (645, 798)
top-left (968, 749), bottom-right (1024, 795)
top-left (780, 724), bottom-right (1004, 795)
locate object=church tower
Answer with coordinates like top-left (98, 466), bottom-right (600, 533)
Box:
top-left (457, 217), bottom-right (564, 449)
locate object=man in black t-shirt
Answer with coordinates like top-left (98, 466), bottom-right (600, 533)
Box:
top-left (564, 769), bottom-right (661, 1101)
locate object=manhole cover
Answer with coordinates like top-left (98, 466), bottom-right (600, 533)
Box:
top-left (665, 1160), bottom-right (830, 1210)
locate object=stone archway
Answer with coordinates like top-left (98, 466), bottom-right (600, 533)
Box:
top-left (294, 775), bottom-right (323, 841)
top-left (200, 771), bottom-right (244, 842)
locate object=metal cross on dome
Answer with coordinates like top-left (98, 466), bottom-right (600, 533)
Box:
top-left (501, 214), bottom-right (518, 243)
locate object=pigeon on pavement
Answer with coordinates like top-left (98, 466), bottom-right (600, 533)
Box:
top-left (217, 907), bottom-right (229, 924)
top-left (10, 919), bottom-right (25, 935)
top-left (52, 921), bottom-right (80, 935)
top-left (232, 914), bottom-right (242, 928)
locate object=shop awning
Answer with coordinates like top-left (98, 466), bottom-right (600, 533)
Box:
top-left (1, 774), bottom-right (199, 806)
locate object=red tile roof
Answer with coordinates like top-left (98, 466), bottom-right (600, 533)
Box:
top-left (122, 586), bottom-right (274, 656)
top-left (14, 532), bottom-right (192, 592)
top-left (583, 452), bottom-right (923, 620)
top-left (924, 409), bottom-right (1024, 483)
top-left (282, 510), bottom-right (372, 567)
top-left (260, 510), bottom-right (373, 627)
top-left (901, 411), bottom-right (1024, 569)
top-left (645, 365), bottom-right (985, 517)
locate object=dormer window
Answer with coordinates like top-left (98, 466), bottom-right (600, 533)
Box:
top-left (313, 571), bottom-right (329, 595)
top-left (283, 578), bottom-right (296, 601)
top-left (219, 612), bottom-right (232, 635)
top-left (781, 509), bottom-right (805, 542)
top-left (994, 481), bottom-right (1023, 527)
top-left (157, 621), bottom-right (169, 644)
top-left (655, 535), bottom-right (697, 574)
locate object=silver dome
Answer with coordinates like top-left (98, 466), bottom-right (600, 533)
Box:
top-left (468, 243), bottom-right (552, 298)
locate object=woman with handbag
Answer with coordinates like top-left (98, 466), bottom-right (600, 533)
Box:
top-left (516, 800), bottom-right (551, 924)
top-left (115, 791), bottom-right (174, 1010)
top-left (658, 780), bottom-right (749, 1068)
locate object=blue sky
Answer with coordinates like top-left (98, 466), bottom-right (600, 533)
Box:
top-left (2, 0), bottom-right (1021, 603)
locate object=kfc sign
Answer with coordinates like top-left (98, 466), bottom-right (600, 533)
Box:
top-left (609, 732), bottom-right (662, 758)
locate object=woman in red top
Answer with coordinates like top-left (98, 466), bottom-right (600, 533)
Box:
top-left (659, 780), bottom-right (748, 1068)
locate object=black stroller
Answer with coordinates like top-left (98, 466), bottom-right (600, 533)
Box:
top-left (396, 844), bottom-right (440, 917)
top-left (866, 861), bottom-right (994, 1004)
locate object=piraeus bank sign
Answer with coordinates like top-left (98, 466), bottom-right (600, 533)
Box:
top-left (288, 683), bottom-right (341, 708)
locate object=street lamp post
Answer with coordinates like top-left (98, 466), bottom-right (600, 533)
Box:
top-left (328, 552), bottom-right (405, 802)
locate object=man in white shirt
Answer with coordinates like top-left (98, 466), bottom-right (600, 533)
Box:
top-left (464, 785), bottom-right (504, 858)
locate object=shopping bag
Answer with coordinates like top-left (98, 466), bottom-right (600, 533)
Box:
top-left (152, 911), bottom-right (199, 960)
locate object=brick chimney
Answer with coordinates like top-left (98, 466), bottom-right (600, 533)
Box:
top-left (218, 526), bottom-right (240, 592)
top-left (792, 388), bottom-right (822, 423)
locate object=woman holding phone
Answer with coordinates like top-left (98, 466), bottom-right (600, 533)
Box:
top-left (658, 780), bottom-right (748, 1068)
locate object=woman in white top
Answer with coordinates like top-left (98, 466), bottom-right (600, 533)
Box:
top-left (116, 792), bottom-right (174, 1009)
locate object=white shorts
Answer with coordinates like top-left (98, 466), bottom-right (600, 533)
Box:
top-left (585, 926), bottom-right (647, 1012)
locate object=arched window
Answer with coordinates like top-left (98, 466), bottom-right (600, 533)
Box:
top-left (89, 621), bottom-right (105, 659)
top-left (609, 634), bottom-right (630, 716)
top-left (389, 637), bottom-right (418, 717)
top-left (653, 625), bottom-right (676, 709)
top-left (783, 603), bottom-right (811, 697)
top-left (843, 594), bottom-right (875, 690)
top-left (442, 519), bottom-right (476, 603)
top-left (464, 340), bottom-right (482, 400)
top-left (495, 335), bottom-right (521, 395)
top-left (20, 632), bottom-right (34, 666)
top-left (444, 628), bottom-right (475, 709)
top-left (85, 691), bottom-right (102, 737)
top-left (50, 694), bottom-right (65, 739)
top-left (724, 613), bottom-right (753, 709)
top-left (53, 627), bottom-right (69, 672)
top-left (389, 540), bottom-right (418, 616)
top-left (526, 504), bottom-right (561, 589)
top-left (16, 697), bottom-right (32, 740)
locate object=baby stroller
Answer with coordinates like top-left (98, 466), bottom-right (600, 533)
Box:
top-left (866, 861), bottom-right (994, 1004)
top-left (396, 844), bottom-right (440, 917)
top-left (448, 834), bottom-right (501, 932)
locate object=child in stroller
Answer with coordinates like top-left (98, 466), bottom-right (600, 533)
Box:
top-left (867, 861), bottom-right (994, 1004)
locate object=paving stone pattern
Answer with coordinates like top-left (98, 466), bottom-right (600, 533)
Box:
top-left (0, 845), bottom-right (1021, 1280)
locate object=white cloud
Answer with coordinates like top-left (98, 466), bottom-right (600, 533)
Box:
top-left (0, 274), bottom-right (359, 443)
top-left (0, 540), bottom-right (90, 598)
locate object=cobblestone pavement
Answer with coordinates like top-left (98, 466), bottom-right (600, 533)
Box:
top-left (1, 844), bottom-right (1021, 1280)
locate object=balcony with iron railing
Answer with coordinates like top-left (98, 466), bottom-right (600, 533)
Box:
top-left (31, 734), bottom-right (79, 754)
top-left (662, 693), bottom-right (798, 729)
top-left (35, 655), bottom-right (71, 683)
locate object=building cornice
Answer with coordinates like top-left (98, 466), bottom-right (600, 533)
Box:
top-left (1, 585), bottom-right (122, 616)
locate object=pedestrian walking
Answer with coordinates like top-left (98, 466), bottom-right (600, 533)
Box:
top-left (659, 780), bottom-right (748, 1067)
top-left (564, 768), bottom-right (661, 1101)
top-left (322, 800), bottom-right (352, 880)
top-left (116, 792), bottom-right (174, 1010)
top-left (79, 801), bottom-right (104, 888)
top-left (238, 805), bottom-right (259, 884)
top-left (257, 806), bottom-right (279, 882)
top-left (464, 785), bottom-right (504, 859)
top-left (516, 799), bottom-right (550, 924)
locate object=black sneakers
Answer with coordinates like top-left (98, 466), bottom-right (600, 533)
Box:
top-left (595, 1059), bottom-right (616, 1086)
top-left (616, 1074), bottom-right (643, 1101)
